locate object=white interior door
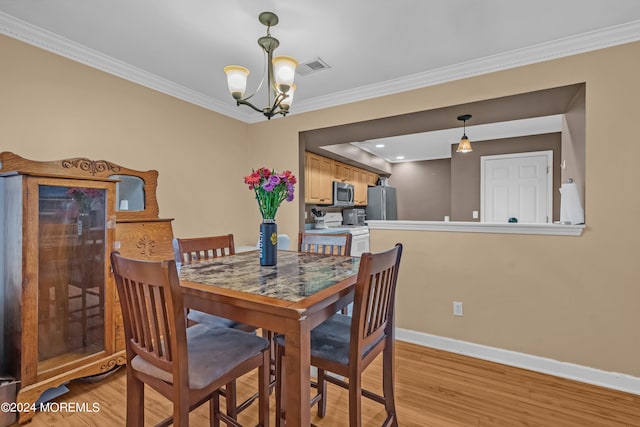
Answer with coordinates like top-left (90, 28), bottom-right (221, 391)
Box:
top-left (481, 151), bottom-right (552, 223)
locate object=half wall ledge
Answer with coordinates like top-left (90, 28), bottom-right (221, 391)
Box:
top-left (366, 220), bottom-right (585, 236)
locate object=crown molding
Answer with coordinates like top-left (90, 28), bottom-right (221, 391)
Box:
top-left (291, 20), bottom-right (640, 115)
top-left (0, 11), bottom-right (251, 122)
top-left (2, 11), bottom-right (640, 124)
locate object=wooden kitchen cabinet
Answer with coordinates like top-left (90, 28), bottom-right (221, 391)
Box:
top-left (0, 152), bottom-right (173, 423)
top-left (305, 152), bottom-right (333, 204)
top-left (333, 160), bottom-right (353, 182)
top-left (365, 171), bottom-right (379, 186)
top-left (353, 169), bottom-right (367, 206)
top-left (304, 152), bottom-right (378, 206)
top-left (353, 170), bottom-right (379, 206)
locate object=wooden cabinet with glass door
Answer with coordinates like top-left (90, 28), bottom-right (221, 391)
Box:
top-left (0, 172), bottom-right (118, 424)
top-left (0, 152), bottom-right (173, 423)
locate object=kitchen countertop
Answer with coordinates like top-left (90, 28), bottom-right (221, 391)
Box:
top-left (305, 225), bottom-right (369, 234)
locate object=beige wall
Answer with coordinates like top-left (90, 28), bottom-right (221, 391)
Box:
top-left (0, 34), bottom-right (260, 245)
top-left (252, 41), bottom-right (640, 377)
top-left (389, 159), bottom-right (451, 221)
top-left (3, 33), bottom-right (640, 377)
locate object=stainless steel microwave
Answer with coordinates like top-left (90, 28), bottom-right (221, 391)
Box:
top-left (331, 181), bottom-right (354, 207)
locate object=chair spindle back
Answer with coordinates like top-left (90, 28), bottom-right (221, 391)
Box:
top-left (177, 234), bottom-right (235, 264)
top-left (298, 232), bottom-right (352, 256)
top-left (351, 244), bottom-right (403, 354)
top-left (111, 253), bottom-right (187, 375)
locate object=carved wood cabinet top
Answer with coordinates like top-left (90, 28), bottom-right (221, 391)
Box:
top-left (0, 151), bottom-right (160, 221)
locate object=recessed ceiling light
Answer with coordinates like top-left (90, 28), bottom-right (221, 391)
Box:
top-left (375, 144), bottom-right (385, 148)
top-left (396, 155), bottom-right (405, 160)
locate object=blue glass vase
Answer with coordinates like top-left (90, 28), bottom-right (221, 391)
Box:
top-left (259, 220), bottom-right (277, 266)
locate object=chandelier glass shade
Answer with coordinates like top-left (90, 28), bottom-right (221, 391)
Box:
top-left (224, 12), bottom-right (298, 120)
top-left (224, 65), bottom-right (250, 99)
top-left (279, 83), bottom-right (296, 110)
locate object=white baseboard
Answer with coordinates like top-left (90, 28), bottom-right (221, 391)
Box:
top-left (396, 328), bottom-right (640, 396)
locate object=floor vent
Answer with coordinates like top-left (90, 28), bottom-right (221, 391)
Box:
top-left (297, 57), bottom-right (331, 76)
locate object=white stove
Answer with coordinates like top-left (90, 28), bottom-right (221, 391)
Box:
top-left (308, 212), bottom-right (370, 256)
top-left (313, 211), bottom-right (343, 229)
top-left (337, 225), bottom-right (370, 235)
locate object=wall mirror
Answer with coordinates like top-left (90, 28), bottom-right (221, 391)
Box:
top-left (111, 174), bottom-right (145, 212)
top-left (106, 168), bottom-right (159, 221)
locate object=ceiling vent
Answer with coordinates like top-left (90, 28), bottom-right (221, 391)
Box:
top-left (297, 57), bottom-right (331, 76)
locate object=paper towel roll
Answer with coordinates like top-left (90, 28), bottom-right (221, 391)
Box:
top-left (559, 182), bottom-right (584, 224)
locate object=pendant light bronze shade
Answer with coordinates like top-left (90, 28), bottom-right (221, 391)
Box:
top-left (456, 114), bottom-right (473, 153)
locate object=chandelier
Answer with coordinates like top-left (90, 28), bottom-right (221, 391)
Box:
top-left (224, 12), bottom-right (298, 120)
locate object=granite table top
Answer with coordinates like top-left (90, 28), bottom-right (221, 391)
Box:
top-left (179, 250), bottom-right (360, 303)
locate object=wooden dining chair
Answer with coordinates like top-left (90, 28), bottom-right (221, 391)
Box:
top-left (176, 234), bottom-right (253, 330)
top-left (176, 234), bottom-right (259, 420)
top-left (298, 232), bottom-right (352, 256)
top-left (274, 243), bottom-right (403, 427)
top-left (177, 234), bottom-right (236, 263)
top-left (299, 232), bottom-right (353, 315)
top-left (110, 252), bottom-right (270, 427)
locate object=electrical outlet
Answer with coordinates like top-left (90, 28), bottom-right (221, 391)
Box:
top-left (472, 210), bottom-right (479, 219)
top-left (453, 301), bottom-right (463, 316)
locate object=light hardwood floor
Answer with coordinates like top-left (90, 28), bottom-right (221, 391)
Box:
top-left (22, 341), bottom-right (640, 426)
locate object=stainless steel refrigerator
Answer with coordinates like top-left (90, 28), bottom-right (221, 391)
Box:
top-left (366, 186), bottom-right (397, 220)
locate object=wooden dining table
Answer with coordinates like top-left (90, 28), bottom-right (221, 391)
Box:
top-left (179, 250), bottom-right (361, 426)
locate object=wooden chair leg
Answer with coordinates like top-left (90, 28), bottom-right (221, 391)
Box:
top-left (225, 381), bottom-right (238, 419)
top-left (316, 368), bottom-right (327, 417)
top-left (274, 344), bottom-right (285, 427)
top-left (173, 398), bottom-right (190, 427)
top-left (126, 372), bottom-right (144, 427)
top-left (348, 373), bottom-right (362, 427)
top-left (258, 349), bottom-right (270, 427)
top-left (382, 346), bottom-right (398, 427)
top-left (211, 390), bottom-right (221, 427)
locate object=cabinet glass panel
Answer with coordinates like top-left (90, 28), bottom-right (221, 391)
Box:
top-left (37, 185), bottom-right (106, 368)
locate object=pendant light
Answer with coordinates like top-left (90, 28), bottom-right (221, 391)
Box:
top-left (456, 114), bottom-right (473, 153)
